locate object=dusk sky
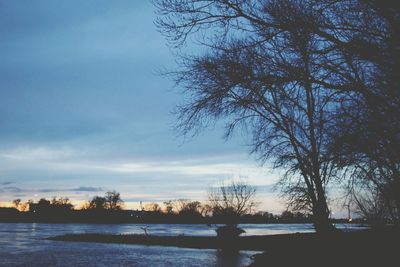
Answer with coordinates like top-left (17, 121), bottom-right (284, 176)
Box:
top-left (0, 0), bottom-right (284, 212)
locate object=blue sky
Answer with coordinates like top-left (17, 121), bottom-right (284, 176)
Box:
top-left (0, 0), bottom-right (284, 211)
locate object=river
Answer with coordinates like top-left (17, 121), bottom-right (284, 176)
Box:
top-left (0, 223), bottom-right (367, 267)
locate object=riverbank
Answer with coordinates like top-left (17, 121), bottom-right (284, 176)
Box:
top-left (48, 226), bottom-right (398, 266)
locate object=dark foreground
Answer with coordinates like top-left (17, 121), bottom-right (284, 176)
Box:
top-left (249, 226), bottom-right (399, 266)
top-left (48, 227), bottom-right (399, 266)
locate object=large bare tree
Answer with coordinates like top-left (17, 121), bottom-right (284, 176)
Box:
top-left (154, 0), bottom-right (400, 230)
top-left (154, 0), bottom-right (349, 233)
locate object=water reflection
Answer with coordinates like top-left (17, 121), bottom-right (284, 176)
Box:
top-left (216, 250), bottom-right (242, 267)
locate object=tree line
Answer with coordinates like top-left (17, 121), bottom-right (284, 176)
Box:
top-left (1, 181), bottom-right (364, 224)
top-left (10, 191), bottom-right (124, 212)
top-left (3, 181), bottom-right (260, 223)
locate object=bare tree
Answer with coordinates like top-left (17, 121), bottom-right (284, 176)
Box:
top-left (350, 182), bottom-right (390, 226)
top-left (105, 191), bottom-right (124, 210)
top-left (19, 201), bottom-right (28, 212)
top-left (155, 0), bottom-right (400, 231)
top-left (12, 199), bottom-right (21, 210)
top-left (163, 200), bottom-right (175, 214)
top-left (209, 180), bottom-right (257, 221)
top-left (50, 197), bottom-right (74, 210)
top-left (144, 202), bottom-right (162, 213)
top-left (163, 199), bottom-right (204, 215)
top-left (154, 0), bottom-right (349, 232)
top-left (179, 200), bottom-right (204, 217)
top-left (208, 180), bottom-right (257, 237)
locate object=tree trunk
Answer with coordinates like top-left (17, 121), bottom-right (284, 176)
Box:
top-left (312, 190), bottom-right (334, 234)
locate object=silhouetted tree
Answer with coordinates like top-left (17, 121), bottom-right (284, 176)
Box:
top-left (154, 0), bottom-right (349, 233)
top-left (209, 180), bottom-right (257, 228)
top-left (19, 201), bottom-right (28, 212)
top-left (105, 191), bottom-right (124, 210)
top-left (12, 199), bottom-right (21, 210)
top-left (26, 199), bottom-right (33, 211)
top-left (29, 198), bottom-right (51, 214)
top-left (155, 0), bottom-right (400, 231)
top-left (279, 210), bottom-right (309, 223)
top-left (38, 198), bottom-right (50, 205)
top-left (209, 181), bottom-right (257, 218)
top-left (89, 196), bottom-right (107, 210)
top-left (324, 1), bottom-right (400, 223)
top-left (27, 198), bottom-right (73, 215)
top-left (144, 202), bottom-right (162, 213)
top-left (352, 186), bottom-right (389, 226)
top-left (50, 197), bottom-right (74, 210)
top-left (163, 199), bottom-right (204, 216)
top-left (163, 200), bottom-right (174, 214)
top-left (332, 93), bottom-right (400, 223)
top-left (255, 211), bottom-right (276, 222)
top-left (201, 203), bottom-right (213, 217)
top-left (179, 200), bottom-right (203, 218)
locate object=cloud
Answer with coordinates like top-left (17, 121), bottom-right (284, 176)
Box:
top-left (0, 185), bottom-right (104, 194)
top-left (37, 186), bottom-right (103, 193)
top-left (37, 188), bottom-right (59, 193)
top-left (71, 186), bottom-right (103, 192)
top-left (1, 181), bottom-right (14, 186)
top-left (0, 186), bottom-right (23, 193)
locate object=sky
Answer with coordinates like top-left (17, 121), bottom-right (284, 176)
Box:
top-left (0, 0), bottom-right (285, 212)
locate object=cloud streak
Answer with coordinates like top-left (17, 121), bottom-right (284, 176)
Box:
top-left (0, 186), bottom-right (23, 193)
top-left (0, 183), bottom-right (104, 195)
top-left (71, 186), bottom-right (103, 192)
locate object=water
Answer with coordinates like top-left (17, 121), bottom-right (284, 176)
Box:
top-left (0, 223), bottom-right (367, 267)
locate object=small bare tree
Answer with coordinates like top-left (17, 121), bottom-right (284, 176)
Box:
top-left (144, 202), bottom-right (162, 213)
top-left (105, 191), bottom-right (124, 210)
top-left (208, 180), bottom-right (257, 238)
top-left (209, 180), bottom-right (257, 221)
top-left (12, 199), bottom-right (21, 210)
